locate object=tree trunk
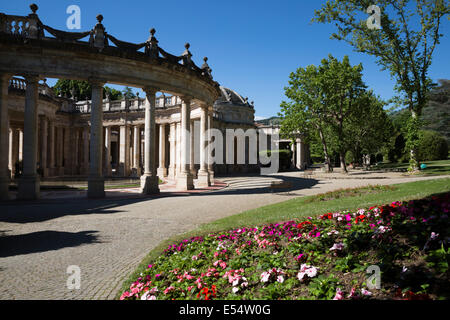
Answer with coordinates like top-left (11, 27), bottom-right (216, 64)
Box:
top-left (340, 152), bottom-right (348, 173)
top-left (318, 127), bottom-right (333, 173)
top-left (409, 109), bottom-right (420, 172)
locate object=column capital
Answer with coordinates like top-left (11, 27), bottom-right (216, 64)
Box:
top-left (181, 95), bottom-right (193, 104)
top-left (88, 77), bottom-right (106, 88)
top-left (142, 86), bottom-right (159, 96)
top-left (23, 74), bottom-right (40, 84)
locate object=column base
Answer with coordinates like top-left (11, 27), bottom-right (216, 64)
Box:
top-left (17, 175), bottom-right (40, 200)
top-left (0, 177), bottom-right (10, 200)
top-left (176, 172), bottom-right (194, 190)
top-left (157, 167), bottom-right (168, 178)
top-left (140, 174), bottom-right (160, 194)
top-left (196, 170), bottom-right (210, 188)
top-left (58, 167), bottom-right (64, 177)
top-left (131, 167), bottom-right (142, 177)
top-left (87, 177), bottom-right (105, 199)
top-left (168, 166), bottom-right (176, 179)
top-left (209, 170), bottom-right (215, 185)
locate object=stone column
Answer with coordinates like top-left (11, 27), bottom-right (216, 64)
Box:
top-left (40, 116), bottom-right (48, 178)
top-left (18, 75), bottom-right (40, 200)
top-left (176, 97), bottom-right (194, 190)
top-left (207, 109), bottom-right (215, 184)
top-left (0, 73), bottom-right (10, 199)
top-left (8, 128), bottom-right (13, 178)
top-left (197, 105), bottom-right (210, 187)
top-left (18, 129), bottom-right (23, 162)
top-left (63, 126), bottom-right (71, 175)
top-left (157, 124), bottom-right (167, 177)
top-left (87, 80), bottom-right (105, 198)
top-left (9, 128), bottom-right (19, 179)
top-left (132, 125), bottom-right (141, 176)
top-left (57, 126), bottom-right (64, 176)
top-left (176, 121), bottom-right (181, 177)
top-left (72, 128), bottom-right (79, 175)
top-left (104, 126), bottom-right (112, 176)
top-left (296, 138), bottom-right (304, 170)
top-left (83, 126), bottom-right (89, 175)
top-left (168, 122), bottom-right (176, 179)
top-left (119, 125), bottom-right (130, 176)
top-left (140, 87), bottom-right (159, 194)
top-left (48, 120), bottom-right (55, 176)
top-left (189, 120), bottom-right (197, 179)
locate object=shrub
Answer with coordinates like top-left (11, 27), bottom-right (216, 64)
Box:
top-left (417, 130), bottom-right (449, 161)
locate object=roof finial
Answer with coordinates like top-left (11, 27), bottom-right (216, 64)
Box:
top-left (30, 4), bottom-right (38, 14)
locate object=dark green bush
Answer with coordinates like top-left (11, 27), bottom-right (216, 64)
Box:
top-left (417, 130), bottom-right (449, 161)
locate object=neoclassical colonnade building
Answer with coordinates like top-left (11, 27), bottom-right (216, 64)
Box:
top-left (1, 4), bottom-right (289, 201)
top-left (0, 4), bottom-right (224, 200)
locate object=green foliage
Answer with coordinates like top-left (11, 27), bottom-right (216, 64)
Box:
top-left (417, 130), bottom-right (449, 161)
top-left (122, 86), bottom-right (136, 99)
top-left (279, 55), bottom-right (388, 171)
top-left (307, 274), bottom-right (340, 300)
top-left (104, 86), bottom-right (123, 101)
top-left (53, 79), bottom-right (92, 100)
top-left (313, 0), bottom-right (449, 171)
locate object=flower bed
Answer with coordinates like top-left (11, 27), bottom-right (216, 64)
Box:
top-left (120, 193), bottom-right (450, 300)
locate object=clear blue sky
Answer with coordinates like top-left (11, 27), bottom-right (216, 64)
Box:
top-left (2, 0), bottom-right (449, 119)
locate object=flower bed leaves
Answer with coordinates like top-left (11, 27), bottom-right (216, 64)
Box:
top-left (120, 193), bottom-right (450, 300)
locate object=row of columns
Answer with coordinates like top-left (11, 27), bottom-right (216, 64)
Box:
top-left (0, 74), bottom-right (214, 200)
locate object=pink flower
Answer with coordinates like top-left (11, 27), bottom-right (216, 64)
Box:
top-left (297, 264), bottom-right (317, 280)
top-left (333, 288), bottom-right (344, 300)
top-left (361, 288), bottom-right (372, 296)
top-left (163, 286), bottom-right (175, 295)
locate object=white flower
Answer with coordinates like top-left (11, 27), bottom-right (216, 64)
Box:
top-left (260, 272), bottom-right (270, 283)
top-left (330, 242), bottom-right (345, 251)
top-left (361, 288), bottom-right (372, 296)
top-left (141, 291), bottom-right (156, 300)
top-left (277, 275), bottom-right (285, 283)
top-left (430, 232), bottom-right (439, 240)
top-left (297, 264), bottom-right (318, 280)
top-left (232, 287), bottom-right (240, 294)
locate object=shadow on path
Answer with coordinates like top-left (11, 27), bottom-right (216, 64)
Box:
top-left (0, 230), bottom-right (101, 258)
top-left (0, 175), bottom-right (319, 224)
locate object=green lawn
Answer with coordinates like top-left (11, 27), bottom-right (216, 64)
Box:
top-left (118, 177), bottom-right (450, 297)
top-left (372, 159), bottom-right (450, 175)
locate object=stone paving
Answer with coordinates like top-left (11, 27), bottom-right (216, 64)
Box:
top-left (0, 172), bottom-right (448, 300)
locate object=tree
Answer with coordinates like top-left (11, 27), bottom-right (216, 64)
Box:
top-left (313, 0), bottom-right (449, 171)
top-left (279, 55), bottom-right (372, 173)
top-left (104, 86), bottom-right (123, 101)
top-left (53, 79), bottom-right (92, 100)
top-left (317, 55), bottom-right (368, 173)
top-left (344, 91), bottom-right (392, 166)
top-left (122, 86), bottom-right (136, 99)
top-left (279, 64), bottom-right (334, 172)
top-left (53, 80), bottom-right (125, 101)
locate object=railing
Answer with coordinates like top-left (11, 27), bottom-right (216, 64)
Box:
top-left (9, 76), bottom-right (56, 98)
top-left (0, 4), bottom-right (214, 80)
top-left (74, 95), bottom-right (181, 114)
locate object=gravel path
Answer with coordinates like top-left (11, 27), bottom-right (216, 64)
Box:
top-left (0, 173), bottom-right (448, 300)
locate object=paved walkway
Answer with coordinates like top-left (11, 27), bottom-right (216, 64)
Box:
top-left (0, 172), bottom-right (448, 300)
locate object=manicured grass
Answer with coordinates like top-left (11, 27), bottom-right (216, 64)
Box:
top-left (118, 177), bottom-right (450, 297)
top-left (372, 159), bottom-right (450, 176)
